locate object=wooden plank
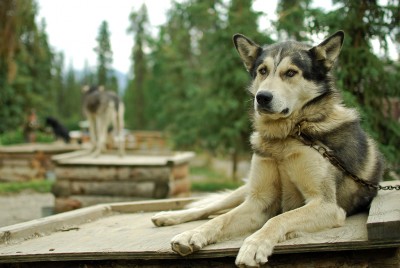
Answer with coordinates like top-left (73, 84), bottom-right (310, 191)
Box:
top-left (55, 154), bottom-right (170, 166)
top-left (108, 197), bottom-right (198, 213)
top-left (0, 143), bottom-right (81, 154)
top-left (367, 180), bottom-right (400, 240)
top-left (54, 166), bottom-right (170, 181)
top-left (0, 197), bottom-right (399, 264)
top-left (58, 195), bottom-right (152, 208)
top-left (0, 167), bottom-right (37, 182)
top-left (53, 180), bottom-right (157, 198)
top-left (167, 152), bottom-right (195, 166)
top-left (1, 211), bottom-right (398, 264)
top-left (0, 205), bottom-right (111, 245)
top-left (51, 149), bottom-right (92, 162)
top-left (0, 159), bottom-right (30, 167)
top-left (53, 152), bottom-right (195, 167)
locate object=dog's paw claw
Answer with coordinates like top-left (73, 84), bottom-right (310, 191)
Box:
top-left (170, 231), bottom-right (207, 256)
top-left (171, 242), bottom-right (193, 256)
top-left (235, 237), bottom-right (274, 267)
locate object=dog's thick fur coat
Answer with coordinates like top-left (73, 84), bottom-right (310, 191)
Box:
top-left (151, 31), bottom-right (384, 267)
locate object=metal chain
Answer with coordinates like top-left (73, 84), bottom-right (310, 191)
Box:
top-left (294, 124), bottom-right (400, 191)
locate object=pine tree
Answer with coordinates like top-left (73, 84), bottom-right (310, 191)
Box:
top-left (197, 0), bottom-right (265, 180)
top-left (317, 0), bottom-right (400, 176)
top-left (275, 0), bottom-right (313, 41)
top-left (125, 4), bottom-right (151, 129)
top-left (0, 0), bottom-right (55, 133)
top-left (94, 20), bottom-right (116, 92)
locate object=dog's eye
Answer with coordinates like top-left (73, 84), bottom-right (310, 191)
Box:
top-left (258, 67), bottom-right (268, 76)
top-left (285, 69), bottom-right (297, 77)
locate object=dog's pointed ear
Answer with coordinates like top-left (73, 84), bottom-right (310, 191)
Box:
top-left (233, 34), bottom-right (262, 72)
top-left (310, 31), bottom-right (344, 70)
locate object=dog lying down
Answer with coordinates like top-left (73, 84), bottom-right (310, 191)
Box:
top-left (151, 31), bottom-right (384, 267)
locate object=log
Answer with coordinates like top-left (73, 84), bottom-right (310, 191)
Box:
top-left (55, 166), bottom-right (170, 181)
top-left (52, 180), bottom-right (156, 198)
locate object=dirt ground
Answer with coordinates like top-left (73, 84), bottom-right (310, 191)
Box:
top-left (0, 191), bottom-right (54, 228)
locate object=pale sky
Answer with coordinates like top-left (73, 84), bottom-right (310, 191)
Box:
top-left (36, 0), bottom-right (279, 73)
top-left (36, 0), bottom-right (175, 73)
top-left (36, 0), bottom-right (396, 75)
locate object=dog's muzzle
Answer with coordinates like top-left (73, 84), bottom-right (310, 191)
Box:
top-left (255, 91), bottom-right (289, 115)
top-left (255, 91), bottom-right (274, 113)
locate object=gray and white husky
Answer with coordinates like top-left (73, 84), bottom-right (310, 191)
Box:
top-left (82, 85), bottom-right (125, 157)
top-left (151, 31), bottom-right (384, 267)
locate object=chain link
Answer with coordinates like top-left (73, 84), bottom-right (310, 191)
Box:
top-left (294, 124), bottom-right (400, 191)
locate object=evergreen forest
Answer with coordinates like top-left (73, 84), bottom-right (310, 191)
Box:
top-left (0, 0), bottom-right (399, 179)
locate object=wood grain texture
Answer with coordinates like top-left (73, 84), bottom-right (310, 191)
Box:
top-left (0, 143), bottom-right (81, 154)
top-left (53, 151), bottom-right (195, 167)
top-left (54, 166), bottom-right (170, 181)
top-left (0, 197), bottom-right (399, 263)
top-left (367, 180), bottom-right (400, 241)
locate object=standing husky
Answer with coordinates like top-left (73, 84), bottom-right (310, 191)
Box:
top-left (82, 85), bottom-right (125, 157)
top-left (151, 31), bottom-right (384, 267)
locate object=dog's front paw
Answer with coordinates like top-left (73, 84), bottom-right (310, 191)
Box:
top-left (170, 231), bottom-right (208, 256)
top-left (235, 236), bottom-right (274, 267)
top-left (151, 211), bottom-right (183, 227)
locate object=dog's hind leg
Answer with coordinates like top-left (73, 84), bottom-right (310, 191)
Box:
top-left (92, 112), bottom-right (110, 157)
top-left (151, 184), bottom-right (248, 227)
top-left (87, 114), bottom-right (98, 154)
top-left (116, 102), bottom-right (125, 157)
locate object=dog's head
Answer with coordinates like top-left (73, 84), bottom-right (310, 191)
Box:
top-left (233, 31), bottom-right (344, 120)
top-left (82, 85), bottom-right (105, 95)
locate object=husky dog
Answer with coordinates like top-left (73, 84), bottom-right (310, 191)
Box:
top-left (82, 85), bottom-right (125, 156)
top-left (151, 31), bottom-right (384, 267)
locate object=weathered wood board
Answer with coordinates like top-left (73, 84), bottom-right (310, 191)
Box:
top-left (367, 180), bottom-right (400, 241)
top-left (0, 143), bottom-right (81, 154)
top-left (1, 183), bottom-right (400, 265)
top-left (0, 143), bottom-right (81, 181)
top-left (52, 150), bottom-right (195, 167)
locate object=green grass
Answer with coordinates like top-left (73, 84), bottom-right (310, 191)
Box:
top-left (0, 129), bottom-right (54, 145)
top-left (190, 166), bottom-right (243, 192)
top-left (0, 180), bottom-right (53, 194)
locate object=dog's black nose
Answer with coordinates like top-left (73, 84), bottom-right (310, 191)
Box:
top-left (256, 91), bottom-right (273, 107)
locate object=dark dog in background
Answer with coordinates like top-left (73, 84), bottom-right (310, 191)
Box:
top-left (45, 117), bottom-right (71, 143)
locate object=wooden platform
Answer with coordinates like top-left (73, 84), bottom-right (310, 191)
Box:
top-left (0, 181), bottom-right (399, 267)
top-left (0, 143), bottom-right (81, 182)
top-left (51, 150), bottom-right (195, 212)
